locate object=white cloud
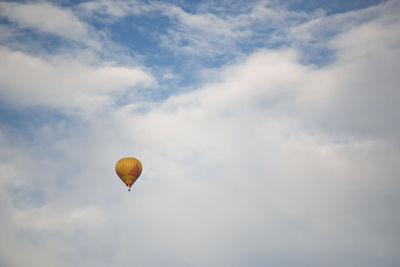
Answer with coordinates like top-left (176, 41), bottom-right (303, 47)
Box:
top-left (305, 10), bottom-right (400, 139)
top-left (0, 2), bottom-right (92, 44)
top-left (288, 0), bottom-right (400, 51)
top-left (14, 205), bottom-right (105, 231)
top-left (78, 0), bottom-right (156, 18)
top-left (88, 15), bottom-right (399, 263)
top-left (158, 1), bottom-right (308, 56)
top-left (0, 1), bottom-right (399, 266)
top-left (0, 47), bottom-right (154, 113)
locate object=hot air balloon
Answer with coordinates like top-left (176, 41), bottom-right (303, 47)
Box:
top-left (115, 157), bottom-right (142, 191)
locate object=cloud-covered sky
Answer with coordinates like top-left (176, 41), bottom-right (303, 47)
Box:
top-left (0, 0), bottom-right (399, 266)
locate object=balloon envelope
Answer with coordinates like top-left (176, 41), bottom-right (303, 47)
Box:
top-left (115, 157), bottom-right (142, 190)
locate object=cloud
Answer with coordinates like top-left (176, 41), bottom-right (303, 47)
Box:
top-left (159, 0), bottom-right (332, 59)
top-left (70, 10), bottom-right (399, 263)
top-left (289, 0), bottom-right (398, 43)
top-left (158, 2), bottom-right (309, 56)
top-left (0, 2), bottom-right (92, 44)
top-left (287, 0), bottom-right (400, 63)
top-left (0, 1), bottom-right (399, 266)
top-left (0, 46), bottom-right (154, 113)
top-left (14, 205), bottom-right (105, 231)
top-left (304, 4), bottom-right (400, 139)
top-left (78, 0), bottom-right (156, 18)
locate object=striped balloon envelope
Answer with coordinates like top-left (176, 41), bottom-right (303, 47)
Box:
top-left (115, 157), bottom-right (142, 191)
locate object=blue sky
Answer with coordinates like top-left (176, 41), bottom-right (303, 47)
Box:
top-left (0, 0), bottom-right (399, 266)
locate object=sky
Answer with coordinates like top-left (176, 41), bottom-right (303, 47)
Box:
top-left (0, 0), bottom-right (399, 266)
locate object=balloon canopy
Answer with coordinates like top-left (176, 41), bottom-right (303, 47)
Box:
top-left (115, 157), bottom-right (142, 191)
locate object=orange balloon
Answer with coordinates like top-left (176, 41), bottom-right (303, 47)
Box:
top-left (115, 157), bottom-right (142, 191)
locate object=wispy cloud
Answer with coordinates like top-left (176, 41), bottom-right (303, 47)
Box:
top-left (158, 1), bottom-right (311, 57)
top-left (77, 0), bottom-right (157, 18)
